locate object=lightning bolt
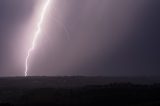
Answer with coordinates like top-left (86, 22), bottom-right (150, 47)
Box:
top-left (25, 0), bottom-right (51, 77)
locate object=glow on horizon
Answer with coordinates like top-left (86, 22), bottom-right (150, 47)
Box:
top-left (25, 0), bottom-right (51, 77)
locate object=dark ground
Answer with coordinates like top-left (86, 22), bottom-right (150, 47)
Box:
top-left (0, 76), bottom-right (160, 106)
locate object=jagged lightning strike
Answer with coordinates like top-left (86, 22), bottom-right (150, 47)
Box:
top-left (25, 0), bottom-right (51, 76)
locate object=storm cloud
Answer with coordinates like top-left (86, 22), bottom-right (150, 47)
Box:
top-left (0, 0), bottom-right (159, 76)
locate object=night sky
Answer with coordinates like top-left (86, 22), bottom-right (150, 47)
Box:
top-left (0, 0), bottom-right (159, 76)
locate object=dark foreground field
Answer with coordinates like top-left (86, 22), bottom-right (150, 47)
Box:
top-left (0, 77), bottom-right (160, 106)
